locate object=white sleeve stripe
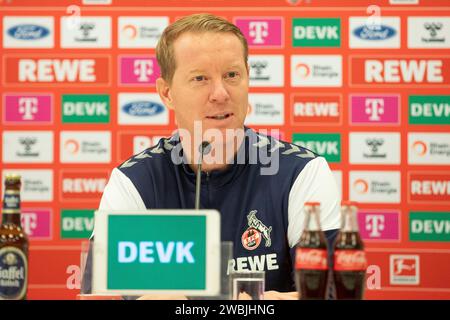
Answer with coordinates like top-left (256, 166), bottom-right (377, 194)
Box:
top-left (90, 168), bottom-right (147, 239)
top-left (287, 157), bottom-right (341, 248)
top-left (98, 168), bottom-right (147, 211)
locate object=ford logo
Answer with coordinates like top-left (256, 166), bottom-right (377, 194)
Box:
top-left (122, 101), bottom-right (164, 117)
top-left (353, 24), bottom-right (396, 40)
top-left (8, 24), bottom-right (50, 40)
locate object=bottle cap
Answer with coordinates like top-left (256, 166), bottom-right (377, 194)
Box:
top-left (5, 173), bottom-right (21, 181)
top-left (341, 200), bottom-right (358, 206)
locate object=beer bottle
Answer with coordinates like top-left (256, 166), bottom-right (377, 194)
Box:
top-left (0, 174), bottom-right (29, 300)
top-left (295, 202), bottom-right (329, 299)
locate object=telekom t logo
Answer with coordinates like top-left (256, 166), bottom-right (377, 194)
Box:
top-left (134, 60), bottom-right (154, 82)
top-left (18, 97), bottom-right (38, 120)
top-left (365, 214), bottom-right (385, 237)
top-left (249, 22), bottom-right (269, 44)
top-left (21, 213), bottom-right (38, 236)
top-left (365, 98), bottom-right (384, 121)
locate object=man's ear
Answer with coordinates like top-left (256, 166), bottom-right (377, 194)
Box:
top-left (156, 77), bottom-right (174, 110)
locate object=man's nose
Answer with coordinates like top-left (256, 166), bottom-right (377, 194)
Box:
top-left (209, 79), bottom-right (230, 104)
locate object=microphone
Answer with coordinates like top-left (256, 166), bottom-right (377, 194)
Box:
top-left (195, 141), bottom-right (211, 210)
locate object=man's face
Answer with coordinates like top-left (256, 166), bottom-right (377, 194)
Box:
top-left (157, 31), bottom-right (249, 148)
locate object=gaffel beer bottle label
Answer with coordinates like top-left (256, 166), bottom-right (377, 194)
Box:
top-left (0, 247), bottom-right (28, 300)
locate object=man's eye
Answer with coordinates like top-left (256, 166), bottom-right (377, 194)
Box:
top-left (193, 76), bottom-right (206, 81)
top-left (226, 72), bottom-right (238, 78)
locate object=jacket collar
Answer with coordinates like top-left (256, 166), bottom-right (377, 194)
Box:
top-left (170, 127), bottom-right (256, 188)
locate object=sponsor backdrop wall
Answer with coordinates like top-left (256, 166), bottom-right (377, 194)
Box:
top-left (0, 0), bottom-right (449, 299)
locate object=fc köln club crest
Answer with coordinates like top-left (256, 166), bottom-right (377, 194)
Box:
top-left (241, 210), bottom-right (272, 250)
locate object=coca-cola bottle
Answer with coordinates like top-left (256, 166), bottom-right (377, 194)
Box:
top-left (333, 201), bottom-right (368, 299)
top-left (295, 202), bottom-right (328, 300)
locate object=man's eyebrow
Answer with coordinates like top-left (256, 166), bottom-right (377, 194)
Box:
top-left (187, 69), bottom-right (206, 75)
top-left (227, 64), bottom-right (245, 70)
top-left (186, 64), bottom-right (245, 75)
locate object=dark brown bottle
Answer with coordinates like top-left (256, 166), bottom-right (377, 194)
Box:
top-left (333, 201), bottom-right (367, 300)
top-left (0, 174), bottom-right (29, 300)
top-left (295, 202), bottom-right (329, 300)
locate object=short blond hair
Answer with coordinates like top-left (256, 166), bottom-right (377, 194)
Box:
top-left (156, 13), bottom-right (248, 83)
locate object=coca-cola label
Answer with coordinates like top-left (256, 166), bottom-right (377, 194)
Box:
top-left (295, 248), bottom-right (328, 270)
top-left (334, 250), bottom-right (368, 271)
top-left (0, 247), bottom-right (28, 300)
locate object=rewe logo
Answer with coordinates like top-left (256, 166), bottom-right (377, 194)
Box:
top-left (365, 59), bottom-right (444, 83)
top-left (118, 131), bottom-right (173, 162)
top-left (234, 18), bottom-right (283, 47)
top-left (3, 94), bottom-right (52, 124)
top-left (409, 173), bottom-right (450, 203)
top-left (390, 255), bottom-right (420, 285)
top-left (358, 211), bottom-right (400, 241)
top-left (61, 170), bottom-right (109, 201)
top-left (119, 56), bottom-right (160, 85)
top-left (350, 95), bottom-right (399, 125)
top-left (350, 57), bottom-right (450, 86)
top-left (291, 95), bottom-right (341, 125)
top-left (133, 136), bottom-right (162, 155)
top-left (20, 60), bottom-right (95, 82)
top-left (4, 55), bottom-right (110, 85)
top-left (63, 179), bottom-right (106, 194)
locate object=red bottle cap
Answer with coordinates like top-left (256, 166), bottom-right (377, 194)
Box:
top-left (304, 201), bottom-right (320, 206)
top-left (341, 200), bottom-right (358, 206)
